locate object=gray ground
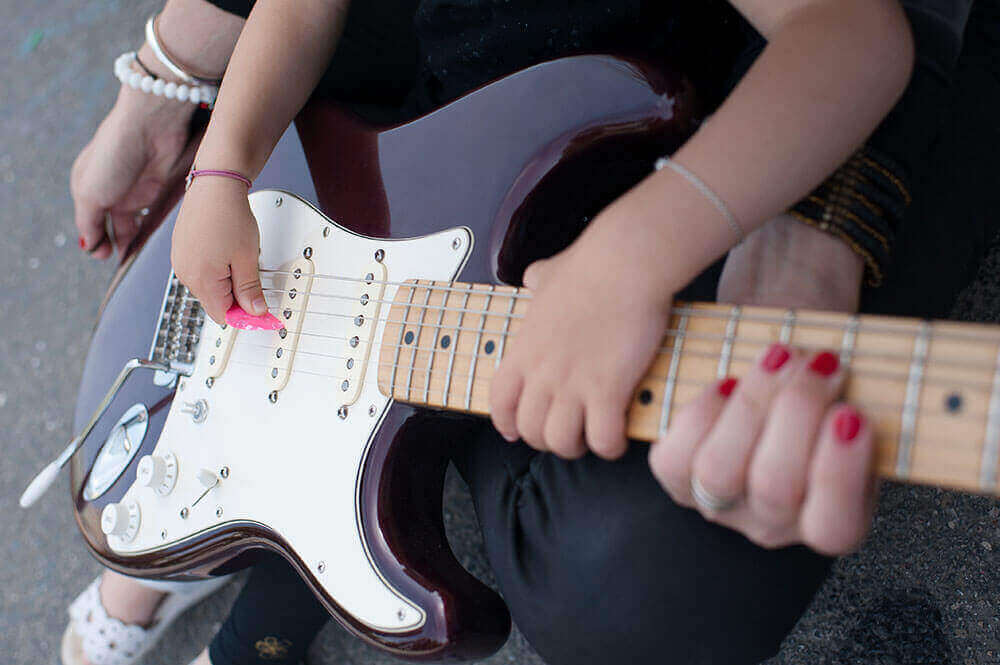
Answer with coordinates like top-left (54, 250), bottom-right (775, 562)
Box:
top-left (2, 1), bottom-right (1000, 664)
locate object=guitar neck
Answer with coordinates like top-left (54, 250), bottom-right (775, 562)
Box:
top-left (377, 280), bottom-right (1000, 496)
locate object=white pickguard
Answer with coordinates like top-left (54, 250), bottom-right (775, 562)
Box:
top-left (109, 191), bottom-right (472, 633)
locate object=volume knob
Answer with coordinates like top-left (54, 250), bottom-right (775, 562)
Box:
top-left (101, 501), bottom-right (141, 542)
top-left (137, 453), bottom-right (178, 496)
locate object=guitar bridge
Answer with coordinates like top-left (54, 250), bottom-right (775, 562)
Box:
top-left (149, 273), bottom-right (206, 376)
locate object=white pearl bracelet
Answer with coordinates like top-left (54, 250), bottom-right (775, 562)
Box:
top-left (114, 52), bottom-right (217, 106)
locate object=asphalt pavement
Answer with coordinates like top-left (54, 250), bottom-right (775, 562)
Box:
top-left (2, 1), bottom-right (1000, 664)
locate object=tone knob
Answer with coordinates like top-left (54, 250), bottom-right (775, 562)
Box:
top-left (137, 453), bottom-right (178, 496)
top-left (101, 501), bottom-right (141, 541)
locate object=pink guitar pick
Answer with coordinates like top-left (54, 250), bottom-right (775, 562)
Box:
top-left (224, 304), bottom-right (284, 331)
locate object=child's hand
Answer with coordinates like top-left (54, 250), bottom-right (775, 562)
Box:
top-left (489, 210), bottom-right (677, 460)
top-left (171, 177), bottom-right (265, 324)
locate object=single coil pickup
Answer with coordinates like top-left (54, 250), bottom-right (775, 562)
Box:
top-left (267, 257), bottom-right (316, 392)
top-left (337, 262), bottom-right (387, 406)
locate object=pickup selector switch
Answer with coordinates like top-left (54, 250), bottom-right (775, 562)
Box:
top-left (137, 453), bottom-right (178, 496)
top-left (101, 501), bottom-right (141, 542)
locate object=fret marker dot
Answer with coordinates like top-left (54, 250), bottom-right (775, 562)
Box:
top-left (945, 393), bottom-right (963, 414)
top-left (404, 331), bottom-right (415, 345)
top-left (484, 340), bottom-right (495, 355)
top-left (638, 389), bottom-right (653, 405)
top-left (440, 335), bottom-right (451, 349)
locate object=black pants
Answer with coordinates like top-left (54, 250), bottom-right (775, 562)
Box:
top-left (209, 427), bottom-right (831, 665)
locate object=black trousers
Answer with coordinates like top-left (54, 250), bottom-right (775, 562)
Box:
top-left (209, 427), bottom-right (831, 665)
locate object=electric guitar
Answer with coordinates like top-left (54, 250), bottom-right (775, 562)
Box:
top-left (34, 55), bottom-right (1000, 661)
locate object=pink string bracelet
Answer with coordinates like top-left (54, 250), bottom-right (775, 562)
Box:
top-left (185, 168), bottom-right (253, 191)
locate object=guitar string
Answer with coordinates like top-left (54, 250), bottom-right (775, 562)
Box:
top-left (224, 355), bottom-right (990, 423)
top-left (246, 303), bottom-right (1000, 379)
top-left (236, 333), bottom-right (998, 394)
top-left (256, 284), bottom-right (1000, 352)
top-left (256, 272), bottom-right (1000, 346)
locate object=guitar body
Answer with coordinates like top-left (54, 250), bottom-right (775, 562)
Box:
top-left (69, 55), bottom-right (698, 661)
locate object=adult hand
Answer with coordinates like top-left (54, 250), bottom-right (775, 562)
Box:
top-left (649, 215), bottom-right (876, 555)
top-left (70, 83), bottom-right (200, 259)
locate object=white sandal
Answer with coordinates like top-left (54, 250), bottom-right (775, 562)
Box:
top-left (61, 575), bottom-right (231, 665)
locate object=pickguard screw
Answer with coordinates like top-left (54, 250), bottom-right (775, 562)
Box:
top-left (180, 507), bottom-right (189, 519)
top-left (303, 247), bottom-right (313, 259)
top-left (268, 391), bottom-right (279, 404)
top-left (452, 237), bottom-right (462, 250)
top-left (317, 561), bottom-right (326, 573)
top-left (215, 507), bottom-right (224, 518)
top-left (368, 405), bottom-right (377, 417)
top-left (337, 406), bottom-right (348, 419)
top-left (220, 466), bottom-right (230, 479)
top-left (374, 249), bottom-right (385, 262)
top-left (160, 529), bottom-right (167, 540)
top-left (397, 609), bottom-right (406, 621)
top-left (275, 196), bottom-right (283, 207)
top-left (322, 227), bottom-right (331, 238)
top-left (205, 377), bottom-right (214, 389)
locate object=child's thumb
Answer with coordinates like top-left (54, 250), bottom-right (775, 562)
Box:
top-left (230, 250), bottom-right (267, 316)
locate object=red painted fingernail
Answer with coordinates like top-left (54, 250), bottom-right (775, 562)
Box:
top-left (761, 344), bottom-right (791, 373)
top-left (809, 351), bottom-right (840, 376)
top-left (834, 407), bottom-right (863, 444)
top-left (717, 377), bottom-right (738, 397)
top-left (78, 236), bottom-right (86, 250)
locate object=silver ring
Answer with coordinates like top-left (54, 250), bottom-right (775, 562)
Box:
top-left (690, 477), bottom-right (739, 513)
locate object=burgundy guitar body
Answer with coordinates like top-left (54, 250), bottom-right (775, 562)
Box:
top-left (70, 56), bottom-right (698, 661)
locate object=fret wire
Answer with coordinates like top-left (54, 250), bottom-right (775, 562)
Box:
top-left (980, 345), bottom-right (1000, 490)
top-left (896, 322), bottom-right (931, 478)
top-left (716, 306), bottom-right (741, 379)
top-left (495, 289), bottom-right (518, 370)
top-left (659, 312), bottom-right (687, 436)
top-left (840, 314), bottom-right (860, 366)
top-left (424, 281), bottom-right (449, 405)
top-left (388, 283), bottom-right (417, 402)
top-left (443, 285), bottom-right (472, 407)
top-left (465, 285), bottom-right (495, 411)
top-left (406, 283), bottom-right (433, 401)
top-left (780, 309), bottom-right (795, 345)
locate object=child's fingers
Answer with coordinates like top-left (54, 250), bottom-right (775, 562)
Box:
top-left (230, 248), bottom-right (267, 316)
top-left (798, 404), bottom-right (875, 556)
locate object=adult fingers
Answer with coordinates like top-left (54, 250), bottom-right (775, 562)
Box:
top-left (489, 367), bottom-right (523, 443)
top-left (746, 351), bottom-right (845, 532)
top-left (649, 377), bottom-right (736, 506)
top-left (690, 343), bottom-right (800, 510)
top-left (799, 404), bottom-right (876, 555)
top-left (543, 397), bottom-right (586, 459)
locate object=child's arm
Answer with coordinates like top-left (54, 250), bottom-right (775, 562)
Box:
top-left (489, 0), bottom-right (912, 554)
top-left (172, 0), bottom-right (351, 322)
